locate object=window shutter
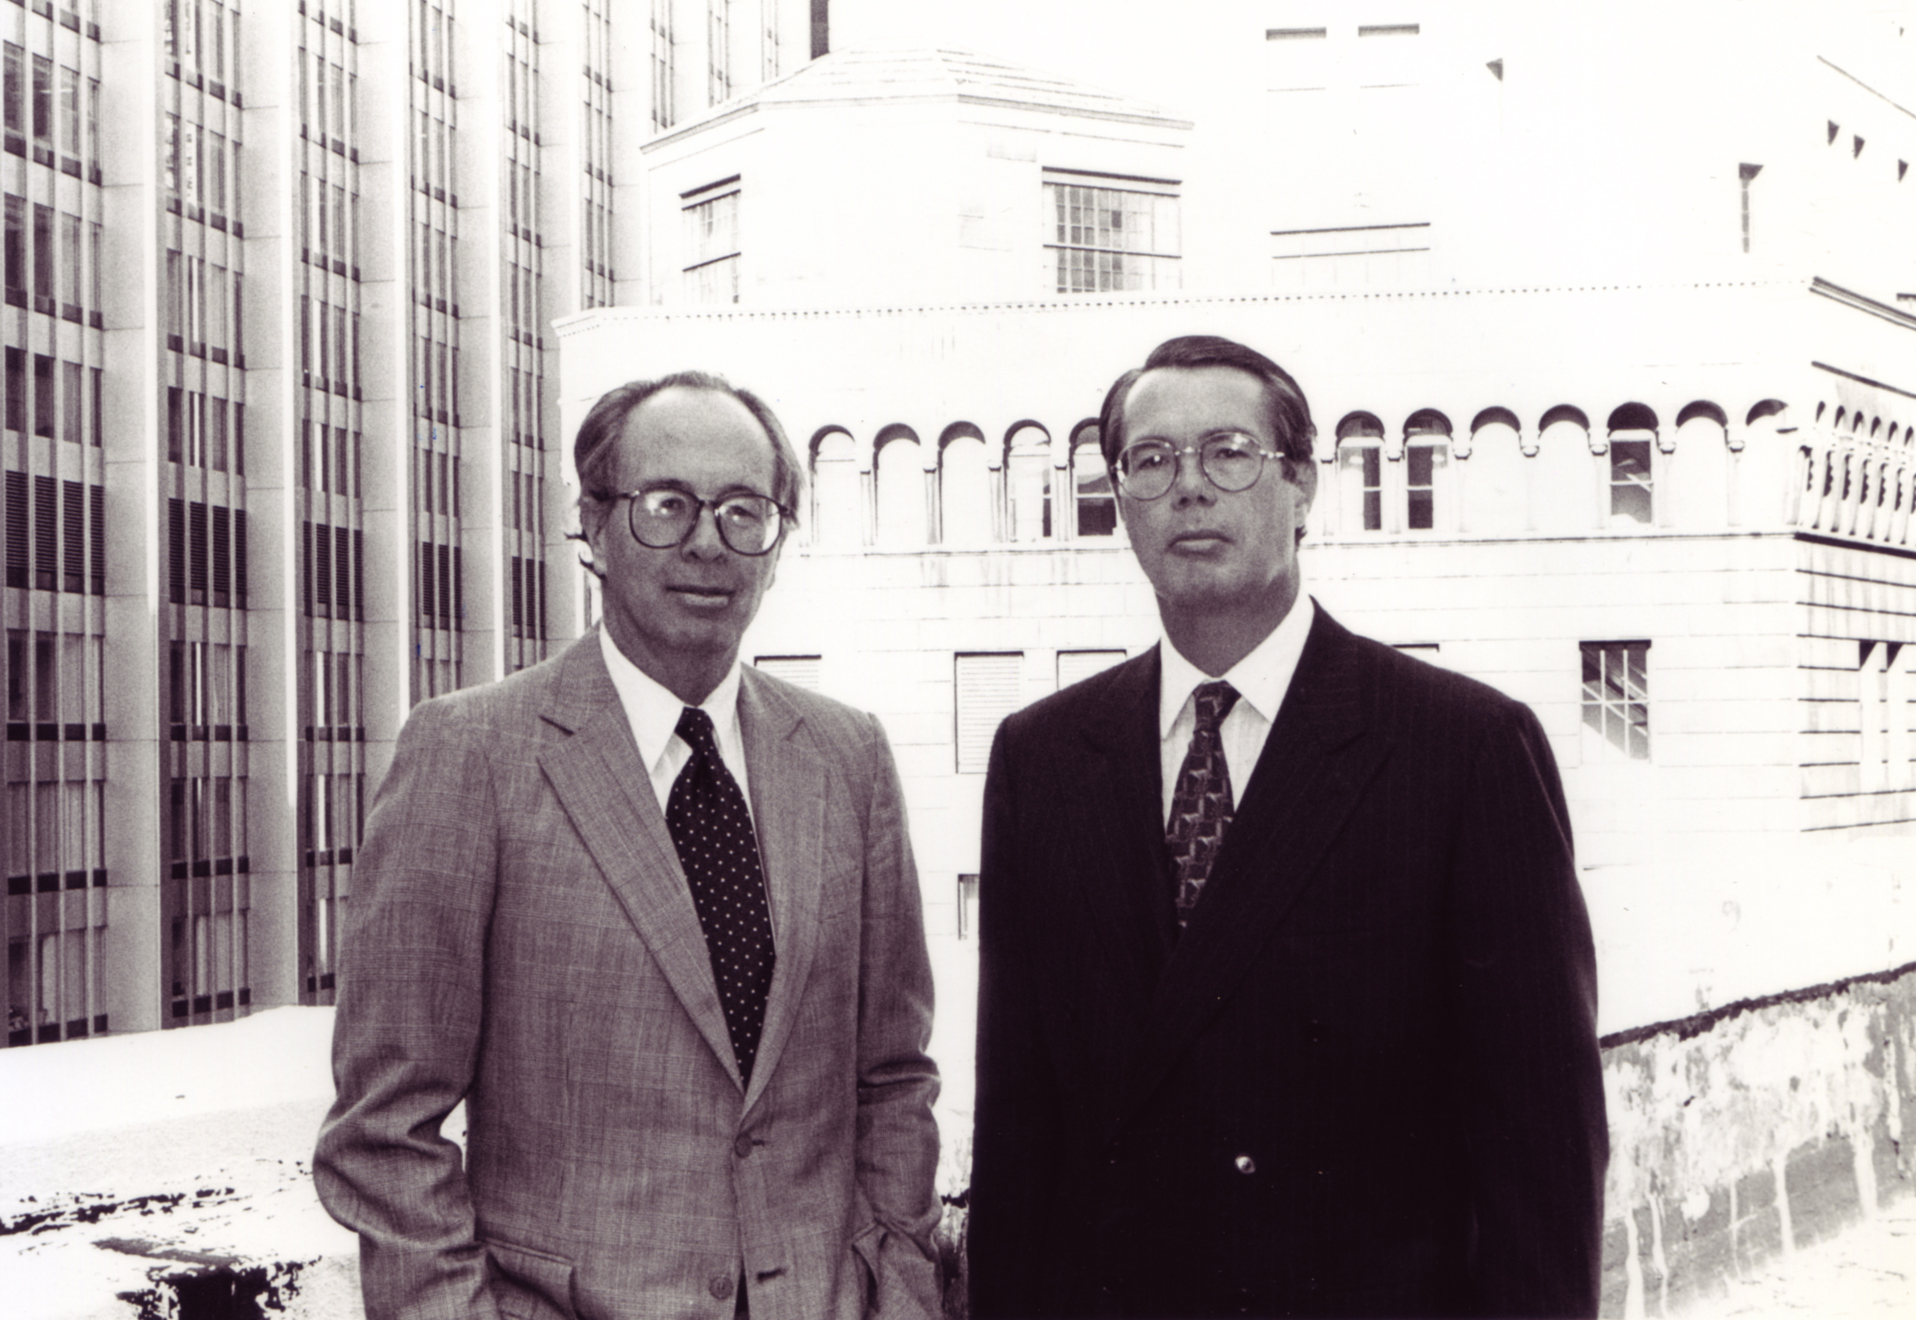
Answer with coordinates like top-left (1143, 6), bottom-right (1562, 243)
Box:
top-left (32, 473), bottom-right (53, 589)
top-left (510, 554), bottom-right (523, 629)
top-left (314, 519), bottom-right (331, 613)
top-left (334, 525), bottom-right (350, 618)
top-left (60, 479), bottom-right (79, 591)
top-left (436, 543), bottom-right (451, 624)
top-left (418, 542), bottom-right (434, 622)
top-left (301, 522), bottom-right (313, 614)
top-left (187, 500), bottom-right (206, 600)
top-left (955, 653), bottom-right (1024, 773)
top-left (167, 498), bottom-right (184, 603)
top-left (5, 469), bottom-right (26, 587)
top-left (753, 656), bottom-right (822, 691)
top-left (1056, 649), bottom-right (1126, 690)
top-left (210, 504), bottom-right (230, 604)
top-left (352, 529), bottom-right (364, 621)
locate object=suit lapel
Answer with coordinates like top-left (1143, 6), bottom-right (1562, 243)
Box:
top-left (1120, 610), bottom-right (1391, 1119)
top-left (735, 669), bottom-right (827, 1115)
top-left (1059, 650), bottom-right (1177, 1034)
top-left (537, 634), bottom-right (744, 1092)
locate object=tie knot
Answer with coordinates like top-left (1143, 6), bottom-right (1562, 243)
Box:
top-left (1192, 680), bottom-right (1239, 732)
top-left (675, 706), bottom-right (718, 755)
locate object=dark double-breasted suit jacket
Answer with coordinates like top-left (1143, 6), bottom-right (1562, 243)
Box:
top-left (315, 633), bottom-right (943, 1320)
top-left (969, 606), bottom-right (1608, 1319)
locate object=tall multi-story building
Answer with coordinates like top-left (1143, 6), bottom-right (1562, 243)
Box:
top-left (557, 1), bottom-right (1916, 937)
top-left (1, 0), bottom-right (109, 1049)
top-left (3, 0), bottom-right (817, 1049)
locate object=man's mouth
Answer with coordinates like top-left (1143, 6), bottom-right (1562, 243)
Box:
top-left (667, 585), bottom-right (735, 608)
top-left (1168, 531), bottom-right (1229, 551)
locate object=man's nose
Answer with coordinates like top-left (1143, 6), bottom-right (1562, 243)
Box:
top-left (680, 504), bottom-right (730, 557)
top-left (1170, 446), bottom-right (1213, 504)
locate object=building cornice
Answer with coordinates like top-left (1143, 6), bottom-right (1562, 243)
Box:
top-left (553, 280), bottom-right (1790, 339)
top-left (1809, 277), bottom-right (1916, 334)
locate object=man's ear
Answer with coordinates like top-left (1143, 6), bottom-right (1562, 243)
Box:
top-left (1289, 456), bottom-right (1318, 509)
top-left (576, 500), bottom-right (610, 579)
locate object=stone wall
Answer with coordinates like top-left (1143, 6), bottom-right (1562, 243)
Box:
top-left (1597, 962), bottom-right (1916, 1317)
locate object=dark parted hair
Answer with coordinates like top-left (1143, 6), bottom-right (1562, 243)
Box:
top-left (573, 371), bottom-right (806, 525)
top-left (1097, 335), bottom-right (1319, 470)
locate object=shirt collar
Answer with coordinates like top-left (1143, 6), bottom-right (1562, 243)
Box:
top-left (1158, 593), bottom-right (1316, 739)
top-left (597, 627), bottom-right (743, 775)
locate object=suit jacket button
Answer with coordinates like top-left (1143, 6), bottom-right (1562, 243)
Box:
top-left (734, 1132), bottom-right (754, 1158)
top-left (710, 1276), bottom-right (735, 1301)
top-left (1234, 1154), bottom-right (1256, 1175)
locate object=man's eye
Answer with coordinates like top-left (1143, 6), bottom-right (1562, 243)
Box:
top-left (643, 492), bottom-right (690, 517)
top-left (1128, 447), bottom-right (1171, 471)
top-left (1208, 437), bottom-right (1258, 463)
top-left (719, 500), bottom-right (765, 527)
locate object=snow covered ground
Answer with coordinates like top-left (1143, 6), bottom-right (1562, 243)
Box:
top-left (0, 936), bottom-right (980, 1319)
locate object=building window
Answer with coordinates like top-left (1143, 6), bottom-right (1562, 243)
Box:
top-left (955, 652), bottom-right (1023, 773)
top-left (1006, 425), bottom-right (1052, 541)
top-left (651, 0), bottom-right (677, 132)
top-left (707, 0), bottom-right (732, 106)
top-left (1404, 411), bottom-right (1451, 531)
top-left (1337, 413), bottom-right (1384, 532)
top-left (1581, 641), bottom-right (1649, 761)
top-left (1072, 431), bottom-right (1115, 537)
top-left (1044, 171), bottom-right (1180, 293)
top-left (1610, 440), bottom-right (1652, 524)
top-left (683, 180), bottom-right (739, 305)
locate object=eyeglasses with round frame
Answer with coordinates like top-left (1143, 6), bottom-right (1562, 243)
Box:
top-left (610, 487), bottom-right (791, 556)
top-left (1113, 431), bottom-right (1292, 501)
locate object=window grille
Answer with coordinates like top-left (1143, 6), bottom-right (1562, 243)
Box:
top-left (1044, 176), bottom-right (1180, 293)
top-left (1581, 641), bottom-right (1649, 760)
top-left (955, 653), bottom-right (1023, 773)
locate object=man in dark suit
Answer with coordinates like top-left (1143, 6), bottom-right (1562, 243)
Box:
top-left (968, 336), bottom-right (1607, 1319)
top-left (317, 373), bottom-right (943, 1320)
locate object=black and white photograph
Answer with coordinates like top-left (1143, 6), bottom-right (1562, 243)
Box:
top-left (2, 1), bottom-right (1914, 1317)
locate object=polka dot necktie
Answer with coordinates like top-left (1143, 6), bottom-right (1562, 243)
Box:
top-left (667, 707), bottom-right (777, 1086)
top-left (1166, 680), bottom-right (1241, 927)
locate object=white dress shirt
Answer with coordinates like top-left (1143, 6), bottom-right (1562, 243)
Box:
top-left (1158, 594), bottom-right (1315, 824)
top-left (597, 627), bottom-right (754, 820)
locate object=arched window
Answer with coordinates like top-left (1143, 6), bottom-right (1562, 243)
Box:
top-left (1070, 425), bottom-right (1115, 537)
top-left (1403, 410), bottom-right (1451, 531)
top-left (1006, 423), bottom-right (1052, 541)
top-left (875, 426), bottom-right (926, 548)
top-left (1606, 403), bottom-right (1659, 526)
top-left (939, 424), bottom-right (991, 546)
top-left (1336, 412), bottom-right (1384, 532)
top-left (809, 428), bottom-right (860, 548)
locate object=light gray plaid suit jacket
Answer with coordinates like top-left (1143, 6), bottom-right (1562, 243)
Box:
top-left (315, 632), bottom-right (943, 1320)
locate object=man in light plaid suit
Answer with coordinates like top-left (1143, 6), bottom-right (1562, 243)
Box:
top-left (317, 373), bottom-right (943, 1320)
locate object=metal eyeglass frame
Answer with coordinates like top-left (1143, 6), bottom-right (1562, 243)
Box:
top-left (612, 488), bottom-right (792, 556)
top-left (1113, 432), bottom-right (1293, 501)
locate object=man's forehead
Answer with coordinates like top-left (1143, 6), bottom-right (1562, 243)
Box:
top-left (1126, 365), bottom-right (1274, 429)
top-left (613, 387), bottom-right (775, 476)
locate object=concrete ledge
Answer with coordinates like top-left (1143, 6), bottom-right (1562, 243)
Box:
top-left (1598, 963), bottom-right (1916, 1317)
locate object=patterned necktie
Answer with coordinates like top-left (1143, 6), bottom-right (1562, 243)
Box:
top-left (666, 707), bottom-right (777, 1085)
top-left (1166, 680), bottom-right (1241, 926)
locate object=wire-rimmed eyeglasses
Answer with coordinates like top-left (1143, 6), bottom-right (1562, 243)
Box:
top-left (1114, 432), bottom-right (1289, 501)
top-left (611, 488), bottom-right (790, 556)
